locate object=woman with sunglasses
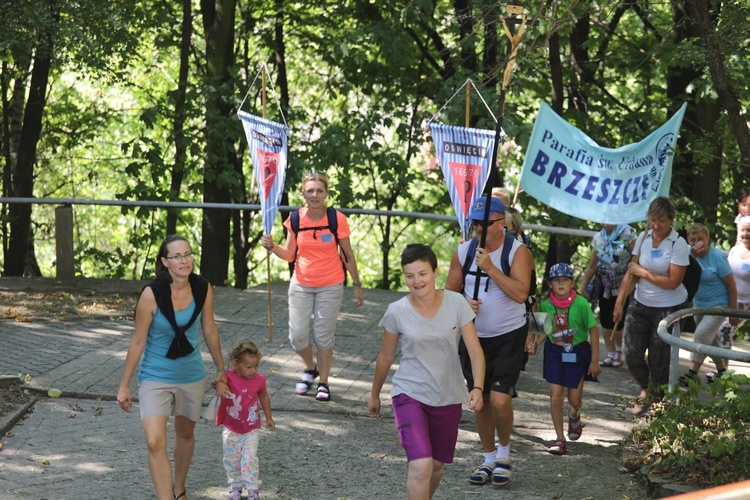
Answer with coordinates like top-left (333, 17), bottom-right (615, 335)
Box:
top-left (261, 172), bottom-right (364, 402)
top-left (117, 235), bottom-right (226, 500)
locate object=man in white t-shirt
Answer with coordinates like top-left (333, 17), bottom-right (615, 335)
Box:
top-left (445, 196), bottom-right (534, 487)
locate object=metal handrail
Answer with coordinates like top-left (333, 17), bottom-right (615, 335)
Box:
top-left (657, 307), bottom-right (750, 392)
top-left (0, 197), bottom-right (598, 238)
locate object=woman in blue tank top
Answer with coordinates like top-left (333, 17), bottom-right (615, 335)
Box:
top-left (117, 235), bottom-right (226, 500)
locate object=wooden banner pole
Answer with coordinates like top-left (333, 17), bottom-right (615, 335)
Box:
top-left (261, 67), bottom-right (274, 343)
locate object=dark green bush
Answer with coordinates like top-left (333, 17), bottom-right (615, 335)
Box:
top-left (627, 373), bottom-right (750, 488)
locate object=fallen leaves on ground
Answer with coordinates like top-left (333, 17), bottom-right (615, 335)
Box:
top-left (1, 290), bottom-right (138, 320)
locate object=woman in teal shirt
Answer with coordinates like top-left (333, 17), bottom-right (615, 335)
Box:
top-left (117, 235), bottom-right (226, 500)
top-left (678, 224), bottom-right (738, 386)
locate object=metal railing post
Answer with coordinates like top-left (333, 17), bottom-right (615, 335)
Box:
top-left (55, 205), bottom-right (75, 283)
top-left (668, 319), bottom-right (681, 394)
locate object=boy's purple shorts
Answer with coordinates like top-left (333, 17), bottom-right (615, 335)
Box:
top-left (391, 393), bottom-right (462, 464)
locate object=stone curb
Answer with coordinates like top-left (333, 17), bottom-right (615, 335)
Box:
top-left (0, 398), bottom-right (37, 438)
top-left (0, 375), bottom-right (21, 387)
top-left (622, 438), bottom-right (698, 497)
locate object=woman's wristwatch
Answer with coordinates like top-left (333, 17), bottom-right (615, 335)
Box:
top-left (352, 281), bottom-right (362, 287)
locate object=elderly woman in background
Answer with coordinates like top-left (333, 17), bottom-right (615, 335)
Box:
top-left (581, 224), bottom-right (637, 368)
top-left (715, 215), bottom-right (750, 379)
top-left (613, 197), bottom-right (690, 415)
top-left (677, 224), bottom-right (738, 386)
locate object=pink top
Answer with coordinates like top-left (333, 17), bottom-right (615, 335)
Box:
top-left (216, 370), bottom-right (268, 434)
top-left (283, 207), bottom-right (351, 287)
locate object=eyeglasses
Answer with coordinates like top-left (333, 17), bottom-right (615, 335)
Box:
top-left (164, 252), bottom-right (195, 261)
top-left (471, 218), bottom-right (505, 227)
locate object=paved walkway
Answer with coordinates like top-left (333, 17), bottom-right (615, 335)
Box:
top-left (1, 277), bottom-right (742, 499)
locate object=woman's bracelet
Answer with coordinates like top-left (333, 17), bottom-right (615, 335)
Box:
top-left (352, 281), bottom-right (362, 287)
top-left (472, 386), bottom-right (483, 392)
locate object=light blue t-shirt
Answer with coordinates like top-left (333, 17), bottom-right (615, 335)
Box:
top-left (138, 299), bottom-right (206, 384)
top-left (693, 246), bottom-right (733, 308)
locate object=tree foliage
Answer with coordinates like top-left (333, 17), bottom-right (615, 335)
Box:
top-left (1, 0), bottom-right (748, 288)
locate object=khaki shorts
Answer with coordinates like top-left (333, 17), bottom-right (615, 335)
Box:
top-left (288, 281), bottom-right (344, 351)
top-left (138, 379), bottom-right (206, 421)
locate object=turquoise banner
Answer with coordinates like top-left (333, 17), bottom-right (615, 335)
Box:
top-left (520, 102), bottom-right (686, 224)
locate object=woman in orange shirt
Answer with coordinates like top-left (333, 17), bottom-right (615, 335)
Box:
top-left (261, 172), bottom-right (364, 401)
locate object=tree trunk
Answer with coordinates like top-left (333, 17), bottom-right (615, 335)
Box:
top-left (454, 0), bottom-right (477, 73)
top-left (547, 24), bottom-right (563, 114)
top-left (692, 99), bottom-right (722, 224)
top-left (231, 156), bottom-right (251, 290)
top-left (2, 44), bottom-right (33, 270)
top-left (167, 0), bottom-right (193, 236)
top-left (687, 0), bottom-right (750, 169)
top-left (6, 0), bottom-right (58, 276)
top-left (665, 0), bottom-right (702, 201)
top-left (569, 9), bottom-right (591, 126)
top-left (274, 0), bottom-right (290, 112)
top-left (381, 213), bottom-right (392, 290)
top-left (480, 3), bottom-right (498, 89)
top-left (666, 0), bottom-right (724, 217)
top-left (200, 0), bottom-right (237, 286)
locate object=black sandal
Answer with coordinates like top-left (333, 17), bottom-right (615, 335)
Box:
top-left (174, 490), bottom-right (187, 500)
top-left (294, 366), bottom-right (319, 395)
top-left (315, 383), bottom-right (331, 401)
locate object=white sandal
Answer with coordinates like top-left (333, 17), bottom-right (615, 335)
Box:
top-left (600, 350), bottom-right (624, 367)
top-left (611, 350), bottom-right (623, 367)
top-left (599, 354), bottom-right (616, 367)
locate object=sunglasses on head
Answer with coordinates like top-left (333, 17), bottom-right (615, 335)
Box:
top-left (303, 171), bottom-right (328, 180)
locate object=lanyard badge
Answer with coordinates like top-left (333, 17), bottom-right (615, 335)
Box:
top-left (554, 310), bottom-right (577, 363)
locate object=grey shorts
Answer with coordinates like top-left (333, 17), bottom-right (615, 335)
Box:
top-left (138, 379), bottom-right (206, 421)
top-left (288, 281), bottom-right (344, 351)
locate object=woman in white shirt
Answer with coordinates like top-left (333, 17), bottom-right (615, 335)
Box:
top-left (613, 197), bottom-right (689, 415)
top-left (715, 215), bottom-right (750, 377)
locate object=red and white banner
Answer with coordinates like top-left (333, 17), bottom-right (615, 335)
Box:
top-left (429, 122), bottom-right (499, 239)
top-left (238, 111), bottom-right (288, 234)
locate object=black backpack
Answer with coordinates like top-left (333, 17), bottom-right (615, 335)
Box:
top-left (672, 240), bottom-right (701, 302)
top-left (461, 235), bottom-right (537, 309)
top-left (290, 206), bottom-right (338, 240)
top-left (289, 206), bottom-right (347, 263)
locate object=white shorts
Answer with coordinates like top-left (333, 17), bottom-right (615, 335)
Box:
top-left (138, 379), bottom-right (206, 421)
top-left (287, 281), bottom-right (343, 351)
